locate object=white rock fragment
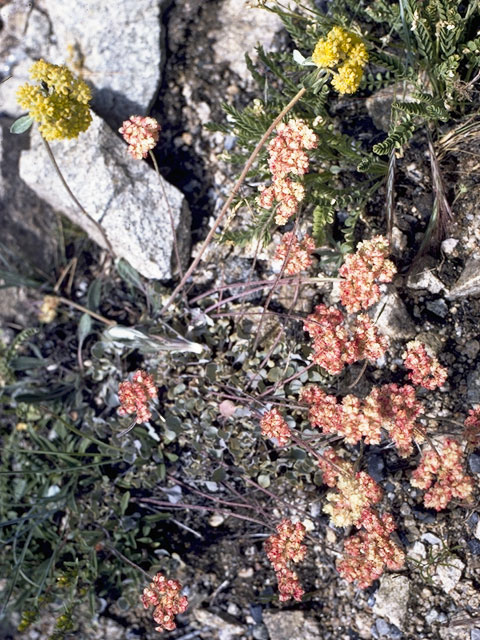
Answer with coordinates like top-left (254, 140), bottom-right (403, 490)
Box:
top-left (433, 556), bottom-right (464, 594)
top-left (407, 268), bottom-right (445, 294)
top-left (373, 292), bottom-right (416, 340)
top-left (441, 238), bottom-right (459, 254)
top-left (373, 575), bottom-right (410, 630)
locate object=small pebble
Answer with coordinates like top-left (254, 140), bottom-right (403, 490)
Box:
top-left (412, 507), bottom-right (437, 523)
top-left (422, 533), bottom-right (442, 545)
top-left (426, 299), bottom-right (449, 318)
top-left (469, 453), bottom-right (480, 474)
top-left (467, 538), bottom-right (480, 555)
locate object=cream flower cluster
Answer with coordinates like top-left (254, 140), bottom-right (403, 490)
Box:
top-left (260, 408), bottom-right (291, 446)
top-left (338, 509), bottom-right (405, 588)
top-left (410, 437), bottom-right (474, 510)
top-left (141, 573), bottom-right (188, 633)
top-left (339, 235), bottom-right (396, 313)
top-left (273, 232), bottom-right (315, 275)
top-left (303, 304), bottom-right (388, 375)
top-left (118, 370), bottom-right (158, 424)
top-left (317, 448), bottom-right (383, 527)
top-left (257, 119), bottom-right (318, 225)
top-left (264, 519), bottom-right (306, 602)
top-left (403, 340), bottom-right (448, 390)
top-left (119, 115), bottom-right (161, 159)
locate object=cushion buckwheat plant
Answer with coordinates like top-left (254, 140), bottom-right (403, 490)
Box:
top-left (16, 59), bottom-right (92, 140)
top-left (257, 118), bottom-right (318, 225)
top-left (141, 573), bottom-right (188, 633)
top-left (264, 519), bottom-right (307, 602)
top-left (403, 340), bottom-right (448, 390)
top-left (119, 115), bottom-right (161, 159)
top-left (410, 437), bottom-right (474, 510)
top-left (273, 232), bottom-right (316, 275)
top-left (118, 369), bottom-right (158, 424)
top-left (337, 509), bottom-right (405, 588)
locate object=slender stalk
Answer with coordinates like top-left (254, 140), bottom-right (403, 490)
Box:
top-left (42, 137), bottom-right (115, 256)
top-left (105, 543), bottom-right (154, 582)
top-left (137, 497), bottom-right (272, 529)
top-left (166, 473), bottom-right (261, 511)
top-left (159, 87), bottom-right (307, 314)
top-left (149, 150), bottom-right (185, 283)
top-left (57, 295), bottom-right (116, 326)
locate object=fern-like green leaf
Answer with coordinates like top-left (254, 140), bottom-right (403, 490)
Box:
top-left (373, 117), bottom-right (416, 155)
top-left (312, 203), bottom-right (335, 244)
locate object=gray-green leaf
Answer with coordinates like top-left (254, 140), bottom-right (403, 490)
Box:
top-left (10, 114), bottom-right (34, 134)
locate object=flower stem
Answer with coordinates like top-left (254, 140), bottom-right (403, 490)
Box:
top-left (41, 137), bottom-right (115, 256)
top-left (149, 150), bottom-right (185, 283)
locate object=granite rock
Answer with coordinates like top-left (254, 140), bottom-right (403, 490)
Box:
top-left (19, 113), bottom-right (190, 279)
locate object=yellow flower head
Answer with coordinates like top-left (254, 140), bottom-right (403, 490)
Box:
top-left (312, 26), bottom-right (368, 95)
top-left (331, 61), bottom-right (365, 95)
top-left (16, 59), bottom-right (92, 140)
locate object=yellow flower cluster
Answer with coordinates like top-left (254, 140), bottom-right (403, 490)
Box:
top-left (312, 26), bottom-right (368, 94)
top-left (16, 59), bottom-right (92, 140)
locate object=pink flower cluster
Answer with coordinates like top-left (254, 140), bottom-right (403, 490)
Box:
top-left (410, 437), bottom-right (474, 510)
top-left (260, 408), bottom-right (291, 446)
top-left (317, 448), bottom-right (383, 527)
top-left (118, 370), bottom-right (158, 424)
top-left (403, 341), bottom-right (448, 390)
top-left (464, 407), bottom-right (480, 449)
top-left (257, 119), bottom-right (318, 225)
top-left (264, 519), bottom-right (306, 602)
top-left (337, 509), bottom-right (405, 588)
top-left (141, 573), bottom-right (188, 633)
top-left (339, 236), bottom-right (396, 313)
top-left (303, 304), bottom-right (388, 375)
top-left (273, 232), bottom-right (315, 275)
top-left (302, 383), bottom-right (423, 457)
top-left (119, 115), bottom-right (161, 159)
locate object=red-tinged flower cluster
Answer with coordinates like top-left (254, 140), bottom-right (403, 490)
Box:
top-left (464, 407), bottom-right (480, 449)
top-left (339, 236), bottom-right (396, 313)
top-left (260, 408), bottom-right (291, 446)
top-left (118, 370), bottom-right (158, 424)
top-left (301, 383), bottom-right (424, 456)
top-left (257, 119), bottom-right (317, 225)
top-left (317, 448), bottom-right (383, 527)
top-left (273, 232), bottom-right (315, 275)
top-left (264, 519), bottom-right (306, 602)
top-left (410, 437), bottom-right (474, 510)
top-left (303, 304), bottom-right (388, 375)
top-left (301, 386), bottom-right (377, 445)
top-left (364, 383), bottom-right (424, 457)
top-left (141, 573), bottom-right (188, 633)
top-left (403, 340), bottom-right (448, 390)
top-left (119, 115), bottom-right (161, 160)
top-left (337, 509), bottom-right (405, 588)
